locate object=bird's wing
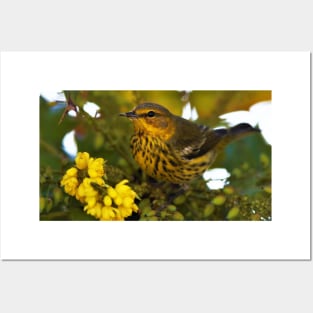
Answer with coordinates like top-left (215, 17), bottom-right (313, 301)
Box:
top-left (169, 117), bottom-right (227, 160)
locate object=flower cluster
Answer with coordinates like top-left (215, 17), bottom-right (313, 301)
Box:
top-left (60, 152), bottom-right (139, 221)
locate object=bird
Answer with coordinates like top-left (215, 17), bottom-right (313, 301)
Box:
top-left (120, 102), bottom-right (260, 184)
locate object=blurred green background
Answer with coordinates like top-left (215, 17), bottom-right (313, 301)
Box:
top-left (40, 90), bottom-right (271, 221)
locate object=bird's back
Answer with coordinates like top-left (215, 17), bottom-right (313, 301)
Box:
top-left (126, 102), bottom-right (259, 184)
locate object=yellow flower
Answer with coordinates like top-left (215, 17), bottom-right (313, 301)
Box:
top-left (65, 167), bottom-right (78, 177)
top-left (61, 152), bottom-right (140, 221)
top-left (60, 167), bottom-right (79, 196)
top-left (75, 152), bottom-right (90, 170)
top-left (86, 196), bottom-right (97, 208)
top-left (76, 183), bottom-right (86, 200)
top-left (75, 177), bottom-right (99, 203)
top-left (107, 186), bottom-right (118, 199)
top-left (82, 178), bottom-right (99, 197)
top-left (90, 177), bottom-right (105, 186)
top-left (115, 179), bottom-right (137, 199)
top-left (100, 205), bottom-right (116, 221)
top-left (84, 180), bottom-right (139, 221)
top-left (112, 215), bottom-right (124, 221)
top-left (60, 167), bottom-right (77, 185)
top-left (119, 203), bottom-right (139, 219)
top-left (88, 157), bottom-right (105, 178)
top-left (102, 180), bottom-right (139, 220)
top-left (61, 176), bottom-right (79, 196)
top-left (123, 196), bottom-right (134, 208)
top-left (84, 202), bottom-right (103, 219)
top-left (103, 195), bottom-right (112, 207)
top-left (113, 196), bottom-right (123, 206)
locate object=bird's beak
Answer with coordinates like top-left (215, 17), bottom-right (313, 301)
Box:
top-left (119, 111), bottom-right (137, 119)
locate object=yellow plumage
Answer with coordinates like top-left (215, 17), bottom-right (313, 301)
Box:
top-left (120, 103), bottom-right (259, 184)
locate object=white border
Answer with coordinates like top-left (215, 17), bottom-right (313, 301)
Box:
top-left (0, 52), bottom-right (310, 260)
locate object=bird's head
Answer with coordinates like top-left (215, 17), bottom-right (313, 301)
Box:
top-left (119, 103), bottom-right (175, 140)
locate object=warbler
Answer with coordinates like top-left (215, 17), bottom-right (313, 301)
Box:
top-left (120, 103), bottom-right (260, 184)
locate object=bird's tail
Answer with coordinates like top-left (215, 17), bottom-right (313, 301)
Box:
top-left (213, 123), bottom-right (260, 149)
top-left (229, 123), bottom-right (260, 139)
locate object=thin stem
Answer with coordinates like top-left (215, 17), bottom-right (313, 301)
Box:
top-left (79, 106), bottom-right (137, 171)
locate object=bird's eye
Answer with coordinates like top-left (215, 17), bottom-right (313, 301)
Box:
top-left (147, 111), bottom-right (155, 117)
